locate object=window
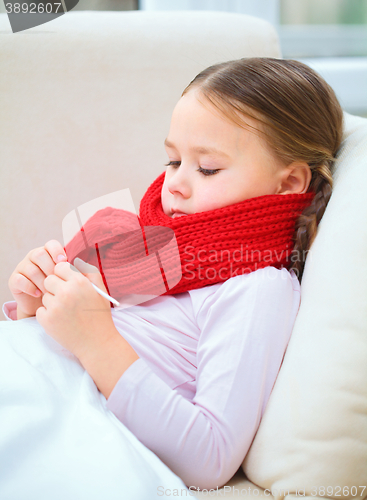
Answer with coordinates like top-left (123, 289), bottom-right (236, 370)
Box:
top-left (278, 0), bottom-right (367, 117)
top-left (140, 0), bottom-right (367, 117)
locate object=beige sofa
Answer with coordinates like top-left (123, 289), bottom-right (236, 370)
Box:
top-left (1, 10), bottom-right (366, 499)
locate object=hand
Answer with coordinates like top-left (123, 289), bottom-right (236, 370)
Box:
top-left (36, 258), bottom-right (119, 363)
top-left (8, 240), bottom-right (67, 319)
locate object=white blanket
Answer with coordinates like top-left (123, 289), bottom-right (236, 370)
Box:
top-left (0, 317), bottom-right (189, 500)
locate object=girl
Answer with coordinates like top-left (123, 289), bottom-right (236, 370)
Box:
top-left (5, 58), bottom-right (343, 490)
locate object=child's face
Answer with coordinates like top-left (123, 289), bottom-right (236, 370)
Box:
top-left (161, 88), bottom-right (288, 218)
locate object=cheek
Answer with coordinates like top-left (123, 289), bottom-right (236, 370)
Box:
top-left (160, 180), bottom-right (171, 211)
top-left (194, 182), bottom-right (228, 211)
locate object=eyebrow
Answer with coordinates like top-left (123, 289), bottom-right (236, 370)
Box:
top-left (164, 139), bottom-right (231, 159)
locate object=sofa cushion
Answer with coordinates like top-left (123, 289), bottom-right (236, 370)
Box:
top-left (243, 112), bottom-right (367, 498)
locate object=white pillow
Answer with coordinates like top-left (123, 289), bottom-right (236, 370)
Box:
top-left (242, 112), bottom-right (367, 497)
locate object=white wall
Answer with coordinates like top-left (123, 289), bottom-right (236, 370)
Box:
top-left (299, 57), bottom-right (367, 116)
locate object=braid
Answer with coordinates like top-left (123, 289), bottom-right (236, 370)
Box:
top-left (290, 163), bottom-right (333, 282)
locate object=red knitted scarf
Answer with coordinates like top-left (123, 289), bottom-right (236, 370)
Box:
top-left (64, 171), bottom-right (314, 301)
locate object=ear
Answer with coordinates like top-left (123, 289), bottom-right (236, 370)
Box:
top-left (277, 162), bottom-right (312, 195)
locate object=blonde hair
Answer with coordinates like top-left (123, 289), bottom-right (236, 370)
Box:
top-left (182, 57), bottom-right (344, 281)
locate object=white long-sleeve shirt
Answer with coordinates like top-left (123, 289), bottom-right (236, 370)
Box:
top-left (3, 267), bottom-right (301, 490)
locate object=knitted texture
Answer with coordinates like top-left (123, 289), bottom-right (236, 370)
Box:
top-left (65, 171), bottom-right (314, 299)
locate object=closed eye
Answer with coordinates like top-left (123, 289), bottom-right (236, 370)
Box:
top-left (165, 161), bottom-right (220, 176)
top-left (165, 161), bottom-right (181, 167)
top-left (198, 166), bottom-right (220, 176)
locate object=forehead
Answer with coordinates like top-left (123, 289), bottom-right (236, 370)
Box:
top-left (173, 89), bottom-right (228, 122)
top-left (175, 89), bottom-right (266, 138)
top-left (169, 90), bottom-right (267, 154)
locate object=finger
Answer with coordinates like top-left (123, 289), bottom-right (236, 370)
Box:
top-left (53, 261), bottom-right (83, 282)
top-left (73, 257), bottom-right (99, 274)
top-left (43, 274), bottom-right (59, 295)
top-left (44, 239), bottom-right (68, 265)
top-left (16, 260), bottom-right (49, 295)
top-left (54, 261), bottom-right (107, 298)
top-left (10, 272), bottom-right (43, 298)
top-left (41, 291), bottom-right (53, 309)
top-left (73, 258), bottom-right (107, 293)
top-left (36, 305), bottom-right (47, 326)
top-left (28, 247), bottom-right (60, 278)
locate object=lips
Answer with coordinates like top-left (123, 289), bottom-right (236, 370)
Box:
top-left (172, 212), bottom-right (187, 218)
top-left (171, 210), bottom-right (187, 218)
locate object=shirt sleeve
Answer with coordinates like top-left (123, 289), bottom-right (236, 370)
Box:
top-left (106, 268), bottom-right (300, 490)
top-left (2, 301), bottom-right (18, 320)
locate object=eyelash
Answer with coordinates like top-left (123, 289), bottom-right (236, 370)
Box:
top-left (164, 161), bottom-right (220, 176)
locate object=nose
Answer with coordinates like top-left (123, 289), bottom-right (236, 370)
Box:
top-left (166, 164), bottom-right (191, 198)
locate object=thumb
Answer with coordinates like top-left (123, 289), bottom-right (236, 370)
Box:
top-left (73, 257), bottom-right (108, 293)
